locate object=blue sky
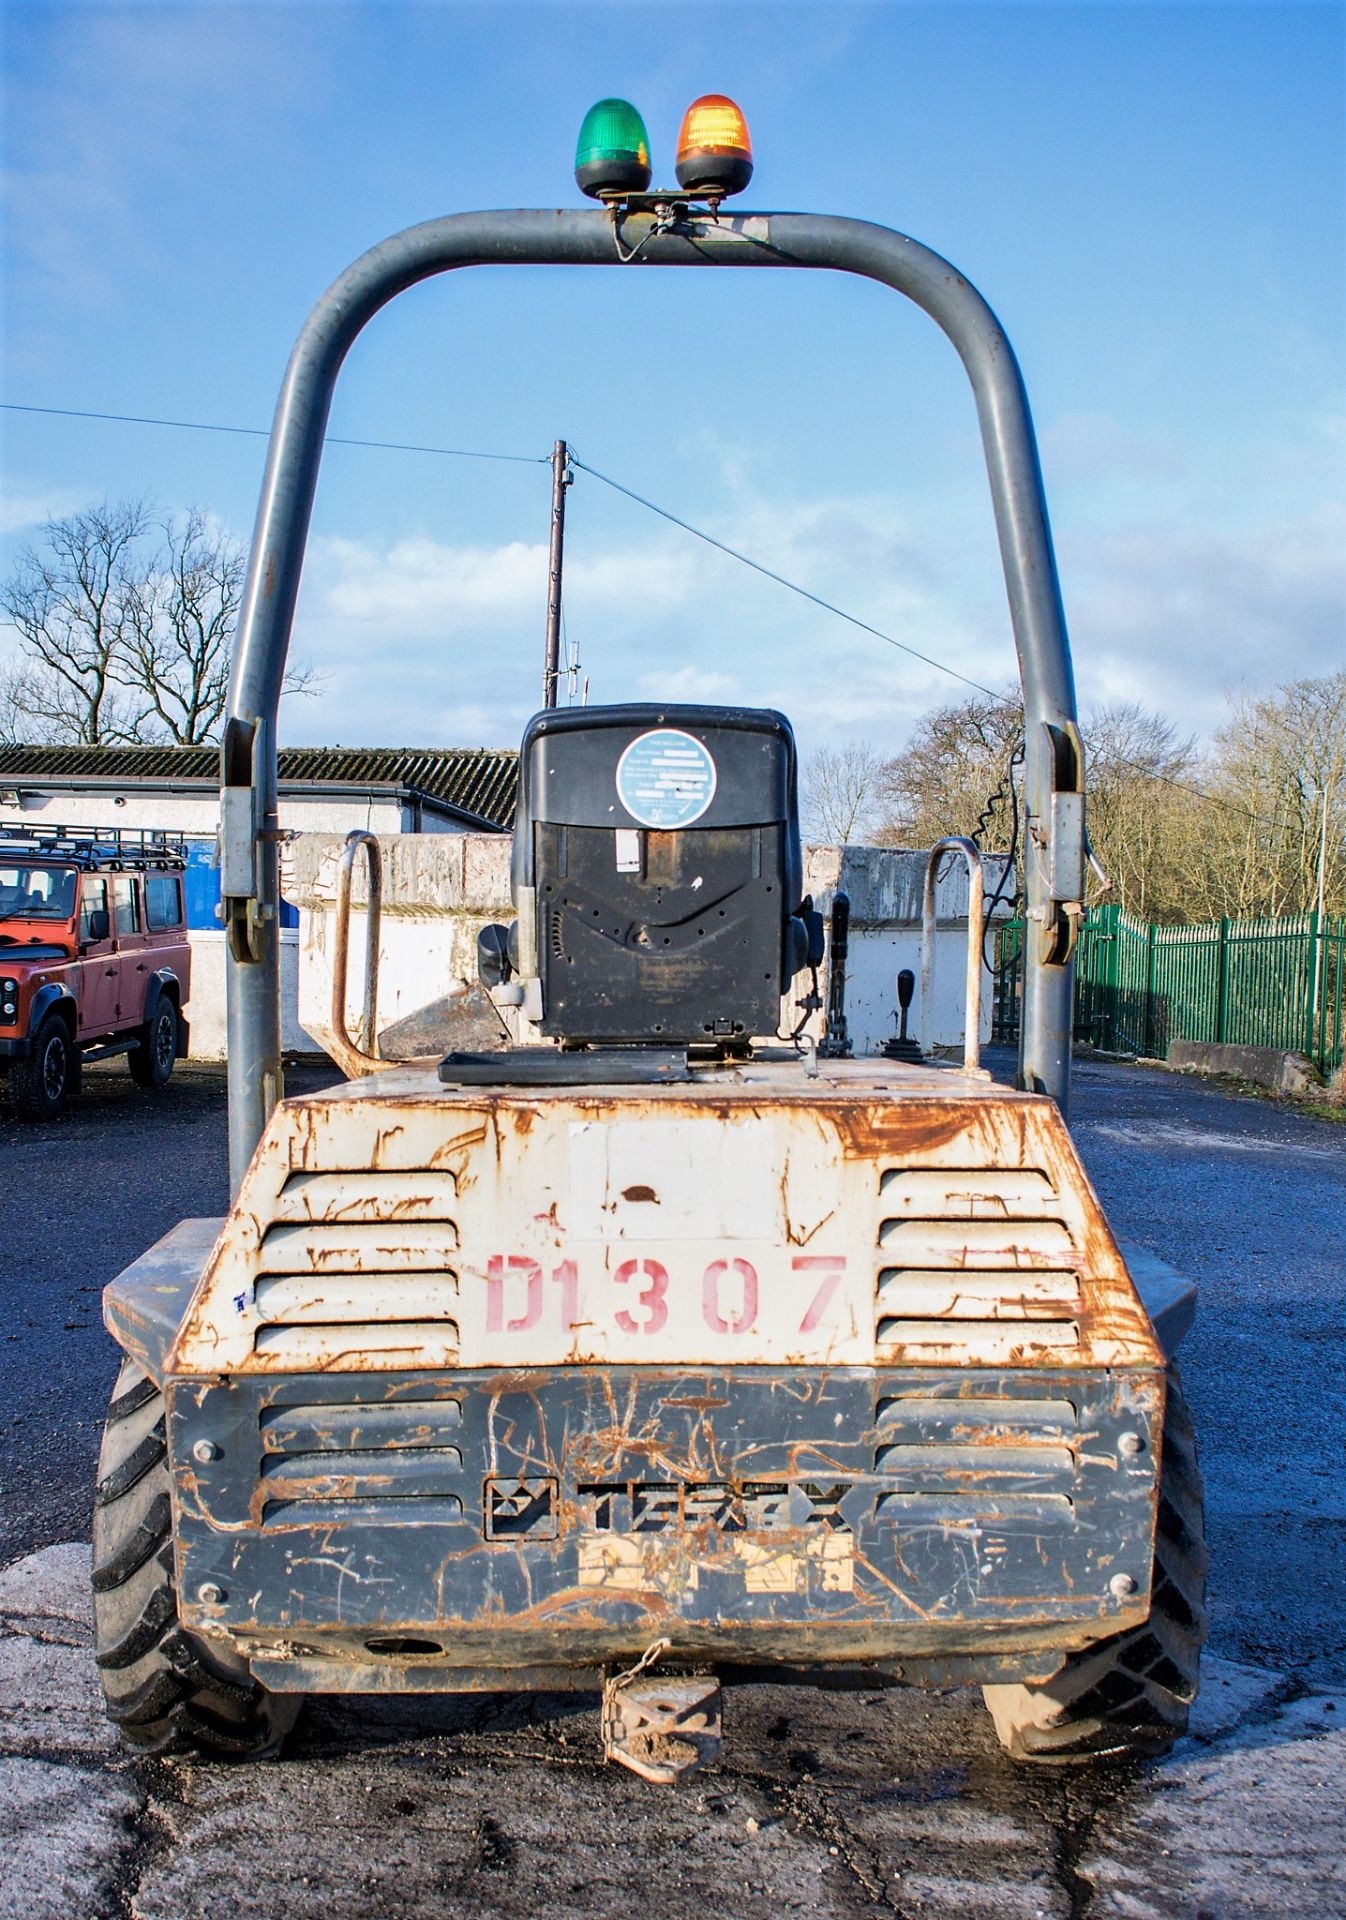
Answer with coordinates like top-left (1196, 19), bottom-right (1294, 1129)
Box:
top-left (2, 0), bottom-right (1343, 757)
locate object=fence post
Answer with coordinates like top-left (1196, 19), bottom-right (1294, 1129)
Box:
top-left (1103, 902), bottom-right (1120, 1050)
top-left (1143, 920), bottom-right (1158, 1058)
top-left (1306, 909), bottom-right (1321, 1064)
top-left (1328, 913), bottom-right (1336, 1082)
top-left (994, 918), bottom-right (1024, 1047)
top-left (1216, 917), bottom-right (1230, 1044)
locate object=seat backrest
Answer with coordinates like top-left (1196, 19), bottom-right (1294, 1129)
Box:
top-left (511, 703), bottom-right (807, 1045)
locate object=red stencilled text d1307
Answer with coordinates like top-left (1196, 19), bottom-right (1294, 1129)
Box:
top-left (484, 1254), bottom-right (845, 1338)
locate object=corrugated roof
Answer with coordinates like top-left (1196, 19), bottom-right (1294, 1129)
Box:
top-left (0, 744), bottom-right (518, 830)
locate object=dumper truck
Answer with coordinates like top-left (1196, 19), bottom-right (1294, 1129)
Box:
top-left (92, 95), bottom-right (1204, 1782)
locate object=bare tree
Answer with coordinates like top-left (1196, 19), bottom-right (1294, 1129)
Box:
top-left (875, 688), bottom-right (1197, 918)
top-left (1, 500), bottom-right (319, 746)
top-left (1194, 674), bottom-right (1346, 920)
top-left (874, 677), bottom-right (1345, 925)
top-left (0, 500), bottom-right (151, 744)
top-left (801, 740), bottom-right (889, 843)
top-left (116, 508), bottom-right (244, 743)
top-left (877, 689), bottom-right (1023, 850)
top-left (1082, 701), bottom-right (1195, 921)
top-left (0, 658), bottom-right (53, 746)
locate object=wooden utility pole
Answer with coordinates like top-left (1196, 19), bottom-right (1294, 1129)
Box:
top-left (543, 439), bottom-right (571, 708)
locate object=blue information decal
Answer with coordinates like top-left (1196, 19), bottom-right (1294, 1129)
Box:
top-left (615, 729), bottom-right (718, 829)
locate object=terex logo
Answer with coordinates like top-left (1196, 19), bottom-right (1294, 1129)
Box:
top-left (485, 1477), bottom-right (558, 1540)
top-left (577, 1481), bottom-right (851, 1535)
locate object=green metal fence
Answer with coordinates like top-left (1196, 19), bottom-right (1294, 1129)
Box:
top-left (994, 905), bottom-right (1346, 1079)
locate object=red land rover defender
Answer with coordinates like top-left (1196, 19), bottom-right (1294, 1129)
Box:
top-left (0, 827), bottom-right (191, 1120)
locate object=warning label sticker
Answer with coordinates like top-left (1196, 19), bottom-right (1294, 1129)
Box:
top-left (615, 729), bottom-right (718, 829)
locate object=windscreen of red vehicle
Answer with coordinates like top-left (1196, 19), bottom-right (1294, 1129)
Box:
top-left (0, 863), bottom-right (79, 922)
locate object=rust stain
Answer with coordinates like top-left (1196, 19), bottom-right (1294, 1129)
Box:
top-left (371, 1125), bottom-right (407, 1167)
top-left (829, 1098), bottom-right (1017, 1162)
top-left (164, 1070), bottom-right (1161, 1380)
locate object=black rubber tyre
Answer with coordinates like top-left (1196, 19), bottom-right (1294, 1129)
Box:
top-left (129, 999), bottom-right (177, 1089)
top-left (983, 1366), bottom-right (1206, 1764)
top-left (92, 1357), bottom-right (301, 1757)
top-left (10, 1012), bottom-right (76, 1119)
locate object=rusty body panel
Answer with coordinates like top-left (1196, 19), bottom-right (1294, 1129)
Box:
top-left (100, 1057), bottom-right (1170, 1696)
top-left (166, 1361), bottom-right (1161, 1690)
top-left (103, 1217), bottom-right (223, 1381)
top-left (159, 1058), bottom-right (1162, 1379)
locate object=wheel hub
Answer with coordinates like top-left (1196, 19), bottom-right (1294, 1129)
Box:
top-left (42, 1036), bottom-right (66, 1100)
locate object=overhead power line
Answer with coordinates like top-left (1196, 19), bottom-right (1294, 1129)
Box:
top-left (568, 453), bottom-right (1002, 703)
top-left (567, 453), bottom-right (1278, 830)
top-left (0, 401), bottom-right (547, 466)
top-left (4, 396), bottom-right (1278, 828)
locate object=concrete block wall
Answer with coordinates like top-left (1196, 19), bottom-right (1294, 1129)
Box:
top-left (185, 930), bottom-right (312, 1058)
top-left (273, 834), bottom-right (1010, 1065)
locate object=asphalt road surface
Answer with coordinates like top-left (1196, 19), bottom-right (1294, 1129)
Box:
top-left (0, 1050), bottom-right (1342, 1918)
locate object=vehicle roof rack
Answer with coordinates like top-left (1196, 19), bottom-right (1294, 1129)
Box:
top-left (0, 823), bottom-right (189, 871)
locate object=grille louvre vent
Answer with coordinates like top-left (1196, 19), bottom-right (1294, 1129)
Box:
top-left (873, 1388), bottom-right (1079, 1528)
top-left (875, 1167), bottom-right (1082, 1359)
top-left (258, 1397), bottom-right (465, 1526)
top-left (877, 1219), bottom-right (1076, 1263)
top-left (252, 1171), bottom-right (461, 1368)
top-left (273, 1170), bottom-right (458, 1225)
top-left (878, 1169), bottom-right (1060, 1218)
top-left (876, 1271), bottom-right (1081, 1317)
top-left (253, 1322), bottom-right (460, 1368)
top-left (254, 1276), bottom-right (460, 1324)
top-left (262, 1401), bottom-right (462, 1452)
top-left (259, 1222), bottom-right (460, 1273)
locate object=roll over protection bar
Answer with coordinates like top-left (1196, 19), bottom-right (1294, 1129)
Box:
top-left (922, 839), bottom-right (986, 1077)
top-left (221, 206), bottom-right (1084, 1192)
top-left (328, 830), bottom-right (389, 1079)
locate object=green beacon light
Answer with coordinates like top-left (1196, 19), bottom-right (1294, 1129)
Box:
top-left (574, 98), bottom-right (652, 199)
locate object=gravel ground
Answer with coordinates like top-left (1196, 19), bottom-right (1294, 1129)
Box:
top-left (0, 1058), bottom-right (338, 1561)
top-left (0, 1048), bottom-right (1341, 1917)
top-left (1057, 1051), bottom-right (1346, 1684)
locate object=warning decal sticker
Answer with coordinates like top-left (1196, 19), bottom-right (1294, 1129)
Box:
top-left (615, 729), bottom-right (718, 829)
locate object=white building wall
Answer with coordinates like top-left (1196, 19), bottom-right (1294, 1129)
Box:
top-left (0, 789), bottom-right (424, 840)
top-left (292, 835), bottom-right (512, 1055)
top-left (800, 844), bottom-right (1010, 1055)
top-left (187, 930), bottom-right (314, 1057)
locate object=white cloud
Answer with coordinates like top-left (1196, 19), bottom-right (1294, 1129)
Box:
top-left (276, 455), bottom-right (1344, 758)
top-left (283, 485), bottom-right (1023, 754)
top-left (310, 532), bottom-right (703, 642)
top-left (316, 535), bottom-right (544, 631)
top-left (0, 484), bottom-right (89, 536)
top-left (1064, 502), bottom-right (1346, 733)
top-left (637, 665), bottom-right (740, 702)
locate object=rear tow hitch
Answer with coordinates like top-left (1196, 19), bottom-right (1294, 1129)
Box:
top-left (601, 1642), bottom-right (722, 1784)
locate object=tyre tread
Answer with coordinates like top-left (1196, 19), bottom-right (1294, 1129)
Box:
top-left (92, 1360), bottom-right (299, 1759)
top-left (106, 1372), bottom-right (159, 1426)
top-left (983, 1366), bottom-right (1206, 1765)
top-left (8, 1012), bottom-right (74, 1120)
top-left (91, 1490), bottom-right (172, 1593)
top-left (94, 1427), bottom-right (167, 1507)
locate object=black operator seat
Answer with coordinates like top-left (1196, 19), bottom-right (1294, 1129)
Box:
top-left (503, 703), bottom-right (820, 1048)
